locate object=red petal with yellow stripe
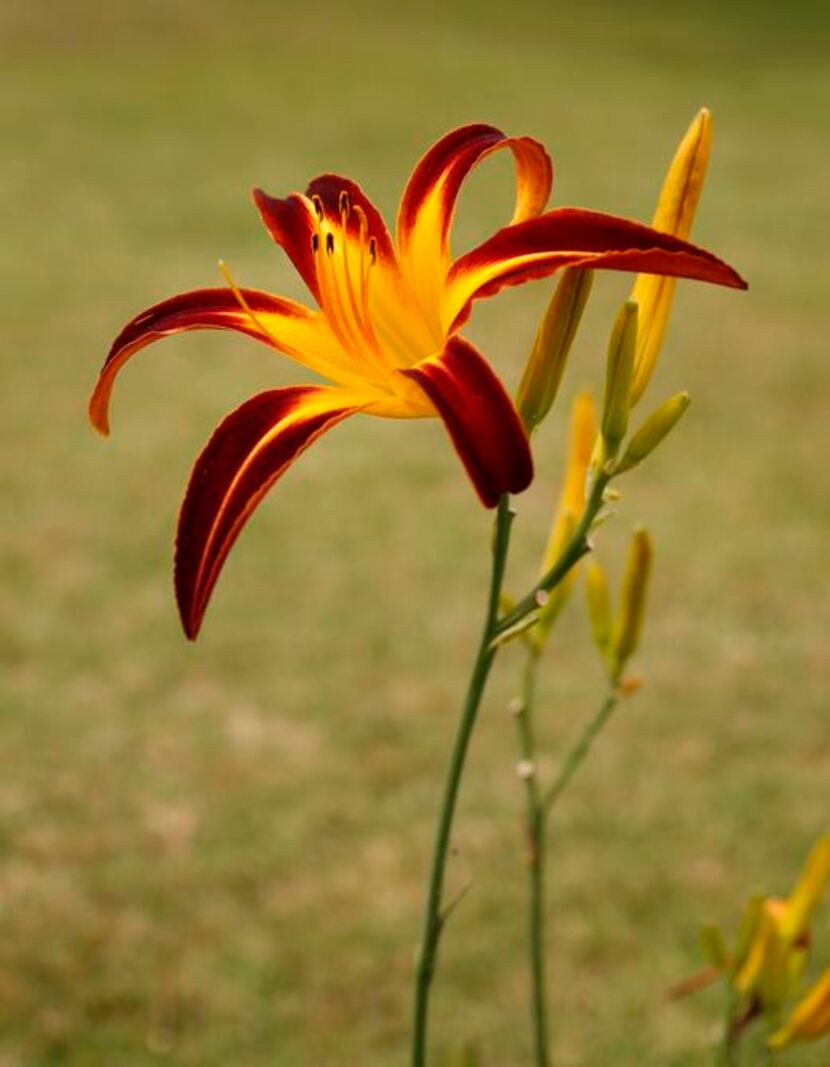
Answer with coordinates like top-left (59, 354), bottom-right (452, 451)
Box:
top-left (175, 386), bottom-right (365, 639)
top-left (89, 288), bottom-right (339, 435)
top-left (403, 336), bottom-right (532, 508)
top-left (446, 207), bottom-right (748, 330)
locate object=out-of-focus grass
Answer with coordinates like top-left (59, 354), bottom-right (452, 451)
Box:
top-left (1, 1), bottom-right (829, 1064)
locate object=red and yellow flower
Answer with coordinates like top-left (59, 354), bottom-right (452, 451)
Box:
top-left (90, 123), bottom-right (745, 638)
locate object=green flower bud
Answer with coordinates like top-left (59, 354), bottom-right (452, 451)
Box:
top-left (600, 300), bottom-right (638, 457)
top-left (517, 268), bottom-right (593, 433)
top-left (615, 392), bottom-right (691, 474)
top-left (611, 526), bottom-right (653, 679)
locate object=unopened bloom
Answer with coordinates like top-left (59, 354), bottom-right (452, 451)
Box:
top-left (90, 123), bottom-right (745, 637)
top-left (769, 969), bottom-right (830, 1048)
top-left (629, 108), bottom-right (714, 405)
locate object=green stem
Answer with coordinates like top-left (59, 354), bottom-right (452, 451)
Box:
top-left (495, 472), bottom-right (609, 639)
top-left (714, 980), bottom-right (747, 1066)
top-left (411, 497), bottom-right (514, 1067)
top-left (513, 647), bottom-right (551, 1067)
top-left (542, 689), bottom-right (619, 815)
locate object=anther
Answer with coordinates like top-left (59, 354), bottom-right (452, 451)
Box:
top-left (369, 237), bottom-right (377, 264)
top-left (312, 195), bottom-right (324, 219)
top-left (311, 233), bottom-right (319, 253)
top-left (338, 189), bottom-right (350, 216)
top-left (325, 232), bottom-right (335, 255)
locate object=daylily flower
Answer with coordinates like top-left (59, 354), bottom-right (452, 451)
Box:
top-left (90, 123), bottom-right (746, 638)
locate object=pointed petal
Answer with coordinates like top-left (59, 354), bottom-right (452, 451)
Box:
top-left (89, 288), bottom-right (343, 435)
top-left (252, 190), bottom-right (321, 303)
top-left (402, 336), bottom-right (533, 507)
top-left (176, 386), bottom-right (367, 639)
top-left (396, 124), bottom-right (552, 332)
top-left (445, 207), bottom-right (748, 332)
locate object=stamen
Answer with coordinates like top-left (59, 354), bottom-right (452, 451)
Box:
top-left (311, 233), bottom-right (319, 253)
top-left (338, 189), bottom-right (350, 216)
top-left (311, 195), bottom-right (324, 220)
top-left (369, 237), bottom-right (377, 265)
top-left (218, 259), bottom-right (274, 343)
top-left (325, 232), bottom-right (335, 255)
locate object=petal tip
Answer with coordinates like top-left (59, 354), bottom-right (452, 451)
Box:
top-left (88, 389), bottom-right (112, 436)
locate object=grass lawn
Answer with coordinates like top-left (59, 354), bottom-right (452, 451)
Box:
top-left (1, 1), bottom-right (829, 1063)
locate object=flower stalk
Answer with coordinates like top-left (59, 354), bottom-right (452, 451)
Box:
top-left (412, 496), bottom-right (515, 1067)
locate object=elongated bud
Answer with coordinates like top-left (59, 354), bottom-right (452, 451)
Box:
top-left (700, 924), bottom-right (729, 970)
top-left (630, 109), bottom-right (713, 406)
top-left (769, 968), bottom-right (830, 1049)
top-left (611, 527), bottom-right (653, 679)
top-left (600, 300), bottom-right (638, 457)
top-left (517, 268), bottom-right (594, 432)
top-left (779, 832), bottom-right (830, 944)
top-left (534, 392), bottom-right (597, 642)
top-left (585, 560), bottom-right (612, 659)
top-left (615, 392), bottom-right (691, 474)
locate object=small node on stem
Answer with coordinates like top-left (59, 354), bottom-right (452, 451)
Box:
top-left (508, 697), bottom-right (525, 717)
top-left (535, 589), bottom-right (549, 608)
top-left (517, 759), bottom-right (536, 781)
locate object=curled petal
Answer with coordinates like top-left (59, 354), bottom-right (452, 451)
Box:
top-left (176, 386), bottom-right (367, 639)
top-left (402, 336), bottom-right (533, 507)
top-left (446, 207), bottom-right (748, 332)
top-left (252, 190), bottom-right (321, 302)
top-left (89, 288), bottom-right (341, 435)
top-left (396, 124), bottom-right (552, 332)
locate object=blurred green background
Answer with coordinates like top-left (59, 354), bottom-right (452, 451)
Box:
top-left (2, 1), bottom-right (828, 1064)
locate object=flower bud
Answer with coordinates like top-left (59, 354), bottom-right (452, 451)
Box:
top-left (769, 968), bottom-right (830, 1048)
top-left (585, 560), bottom-right (612, 659)
top-left (615, 392), bottom-right (691, 474)
top-left (517, 268), bottom-right (593, 432)
top-left (630, 108), bottom-right (713, 406)
top-left (699, 924), bottom-right (729, 970)
top-left (534, 392), bottom-right (596, 641)
top-left (611, 527), bottom-right (653, 678)
top-left (600, 300), bottom-right (638, 457)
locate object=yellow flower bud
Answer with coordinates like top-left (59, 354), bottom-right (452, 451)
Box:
top-left (585, 560), bottom-right (612, 660)
top-left (615, 392), bottom-right (691, 474)
top-left (600, 300), bottom-right (637, 458)
top-left (629, 108), bottom-right (713, 406)
top-left (780, 833), bottom-right (830, 944)
top-left (611, 526), bottom-right (653, 678)
top-left (769, 968), bottom-right (830, 1048)
top-left (517, 268), bottom-right (594, 432)
top-left (534, 391), bottom-right (597, 642)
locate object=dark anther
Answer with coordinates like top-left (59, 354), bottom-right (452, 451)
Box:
top-left (338, 190), bottom-right (350, 215)
top-left (325, 232), bottom-right (335, 255)
top-left (369, 237), bottom-right (377, 264)
top-left (311, 233), bottom-right (319, 253)
top-left (312, 195), bottom-right (324, 219)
